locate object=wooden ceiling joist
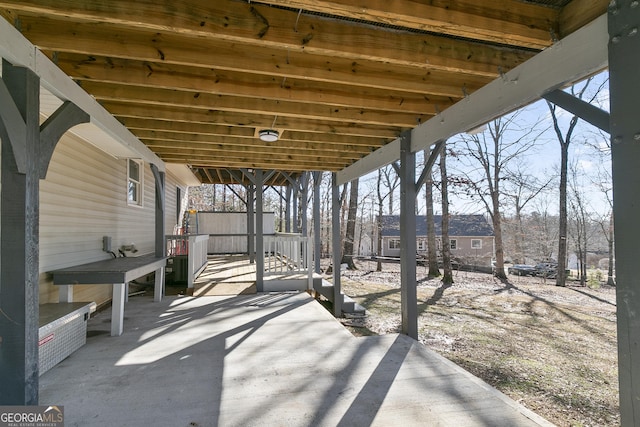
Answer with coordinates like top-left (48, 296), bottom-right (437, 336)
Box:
top-left (0, 0), bottom-right (608, 184)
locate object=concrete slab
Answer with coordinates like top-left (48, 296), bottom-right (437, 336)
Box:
top-left (39, 292), bottom-right (554, 427)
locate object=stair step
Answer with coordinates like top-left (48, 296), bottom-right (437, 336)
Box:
top-left (314, 279), bottom-right (365, 314)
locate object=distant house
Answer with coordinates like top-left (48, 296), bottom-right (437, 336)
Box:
top-left (379, 215), bottom-right (495, 265)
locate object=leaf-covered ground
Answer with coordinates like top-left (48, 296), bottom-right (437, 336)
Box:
top-left (336, 260), bottom-right (619, 427)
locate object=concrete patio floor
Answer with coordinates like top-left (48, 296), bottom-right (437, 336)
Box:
top-left (39, 292), bottom-right (554, 427)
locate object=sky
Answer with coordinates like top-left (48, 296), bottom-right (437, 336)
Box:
top-left (357, 70), bottom-right (612, 219)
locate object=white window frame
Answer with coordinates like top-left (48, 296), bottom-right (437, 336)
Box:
top-left (127, 159), bottom-right (144, 207)
top-left (471, 239), bottom-right (482, 249)
top-left (389, 239), bottom-right (401, 250)
top-left (417, 240), bottom-right (426, 251)
top-left (450, 239), bottom-right (457, 250)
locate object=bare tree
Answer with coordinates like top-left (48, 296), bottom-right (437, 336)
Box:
top-left (375, 165), bottom-right (395, 271)
top-left (425, 169), bottom-right (440, 277)
top-left (440, 144), bottom-right (454, 284)
top-left (455, 112), bottom-right (542, 280)
top-left (502, 161), bottom-right (555, 263)
top-left (381, 165), bottom-right (400, 215)
top-left (341, 178), bottom-right (359, 269)
top-left (376, 170), bottom-right (385, 271)
top-left (568, 162), bottom-right (589, 286)
top-left (546, 76), bottom-right (606, 286)
top-left (528, 195), bottom-right (560, 262)
top-left (423, 145), bottom-right (445, 278)
top-left (593, 164), bottom-right (615, 286)
top-left (356, 190), bottom-right (372, 257)
top-left (585, 128), bottom-right (615, 285)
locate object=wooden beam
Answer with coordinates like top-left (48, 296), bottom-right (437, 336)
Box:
top-left (80, 81), bottom-right (434, 127)
top-left (13, 7), bottom-right (533, 77)
top-left (148, 144), bottom-right (365, 161)
top-left (50, 53), bottom-right (466, 113)
top-left (120, 118), bottom-right (256, 137)
top-left (106, 102), bottom-right (406, 139)
top-left (265, 0), bottom-right (556, 49)
top-left (133, 128), bottom-right (385, 149)
top-left (49, 52), bottom-right (487, 102)
top-left (140, 135), bottom-right (378, 155)
top-left (159, 150), bottom-right (351, 165)
top-left (125, 121), bottom-right (388, 146)
top-left (162, 156), bottom-right (346, 171)
top-left (559, 0), bottom-right (608, 38)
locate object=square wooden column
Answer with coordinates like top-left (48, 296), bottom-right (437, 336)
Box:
top-left (399, 132), bottom-right (418, 339)
top-left (609, 1), bottom-right (640, 424)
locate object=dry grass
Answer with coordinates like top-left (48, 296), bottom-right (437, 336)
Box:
top-left (337, 260), bottom-right (619, 427)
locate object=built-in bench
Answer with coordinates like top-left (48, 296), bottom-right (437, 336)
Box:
top-left (51, 254), bottom-right (167, 336)
top-left (39, 302), bottom-right (96, 375)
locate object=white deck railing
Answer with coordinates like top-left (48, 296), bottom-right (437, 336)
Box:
top-left (264, 234), bottom-right (313, 289)
top-left (166, 234), bottom-right (209, 288)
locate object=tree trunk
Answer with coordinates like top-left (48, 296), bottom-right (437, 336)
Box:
top-left (440, 146), bottom-right (454, 284)
top-left (376, 170), bottom-right (384, 272)
top-left (492, 197), bottom-right (507, 280)
top-left (514, 202), bottom-right (524, 264)
top-left (341, 178), bottom-right (359, 269)
top-left (425, 174), bottom-right (440, 277)
top-left (557, 142), bottom-right (569, 286)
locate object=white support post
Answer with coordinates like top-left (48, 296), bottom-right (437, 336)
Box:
top-left (187, 235), bottom-right (195, 288)
top-left (154, 267), bottom-right (164, 302)
top-left (58, 285), bottom-right (73, 303)
top-left (111, 283), bottom-right (126, 336)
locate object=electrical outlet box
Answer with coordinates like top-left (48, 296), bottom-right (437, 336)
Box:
top-left (102, 236), bottom-right (112, 252)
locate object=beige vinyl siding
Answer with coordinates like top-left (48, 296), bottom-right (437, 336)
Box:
top-left (38, 132), bottom-right (172, 306)
top-left (164, 171), bottom-right (189, 235)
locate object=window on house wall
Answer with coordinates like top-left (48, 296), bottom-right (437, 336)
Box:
top-left (450, 239), bottom-right (457, 250)
top-left (389, 239), bottom-right (401, 249)
top-left (471, 239), bottom-right (482, 249)
top-left (127, 159), bottom-right (143, 207)
top-left (417, 240), bottom-right (426, 251)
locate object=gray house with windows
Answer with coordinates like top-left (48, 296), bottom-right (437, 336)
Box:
top-left (379, 215), bottom-right (495, 265)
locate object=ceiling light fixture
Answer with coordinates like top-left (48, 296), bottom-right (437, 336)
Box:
top-left (259, 129), bottom-right (279, 142)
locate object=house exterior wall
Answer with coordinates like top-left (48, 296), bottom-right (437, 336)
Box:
top-left (381, 235), bottom-right (494, 265)
top-left (38, 132), bottom-right (190, 306)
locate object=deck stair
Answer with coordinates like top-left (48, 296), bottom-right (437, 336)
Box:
top-left (315, 278), bottom-right (365, 315)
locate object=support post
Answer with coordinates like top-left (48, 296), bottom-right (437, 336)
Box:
top-left (0, 62), bottom-right (40, 405)
top-left (285, 185), bottom-right (292, 233)
top-left (331, 173), bottom-right (342, 316)
top-left (313, 171), bottom-right (322, 274)
top-left (292, 184), bottom-right (299, 234)
top-left (247, 184), bottom-right (255, 264)
top-left (399, 132), bottom-right (418, 339)
top-left (1, 62), bottom-right (38, 402)
top-left (300, 173), bottom-right (309, 237)
top-left (150, 164), bottom-right (165, 259)
top-left (608, 2), bottom-right (640, 424)
top-left (255, 169), bottom-right (264, 292)
top-left (111, 283), bottom-right (126, 336)
top-left (0, 60), bottom-right (89, 404)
